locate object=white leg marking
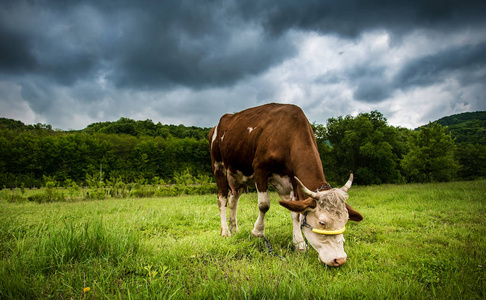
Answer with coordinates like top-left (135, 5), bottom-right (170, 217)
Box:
top-left (218, 195), bottom-right (231, 237)
top-left (252, 191), bottom-right (270, 237)
top-left (270, 176), bottom-right (308, 253)
top-left (291, 212), bottom-right (307, 252)
top-left (228, 189), bottom-right (241, 233)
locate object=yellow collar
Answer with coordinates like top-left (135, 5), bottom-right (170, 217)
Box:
top-left (312, 226), bottom-right (345, 235)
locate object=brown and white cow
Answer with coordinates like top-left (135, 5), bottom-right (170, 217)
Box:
top-left (209, 103), bottom-right (363, 267)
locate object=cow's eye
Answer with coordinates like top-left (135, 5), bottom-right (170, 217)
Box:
top-left (319, 221), bottom-right (326, 226)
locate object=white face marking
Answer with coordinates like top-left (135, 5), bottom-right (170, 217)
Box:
top-left (247, 127), bottom-right (254, 133)
top-left (221, 132), bottom-right (225, 142)
top-left (306, 230), bottom-right (347, 266)
top-left (302, 189), bottom-right (349, 266)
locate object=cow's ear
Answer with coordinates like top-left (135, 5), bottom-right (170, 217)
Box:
top-left (279, 198), bottom-right (317, 213)
top-left (346, 203), bottom-right (364, 222)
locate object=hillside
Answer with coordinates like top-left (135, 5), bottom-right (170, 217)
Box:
top-left (432, 111), bottom-right (486, 145)
top-left (0, 117), bottom-right (211, 140)
top-left (82, 117), bottom-right (211, 140)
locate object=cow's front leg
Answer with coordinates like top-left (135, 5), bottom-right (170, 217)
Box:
top-left (218, 195), bottom-right (231, 236)
top-left (228, 188), bottom-right (242, 233)
top-left (251, 190), bottom-right (270, 236)
top-left (291, 211), bottom-right (307, 252)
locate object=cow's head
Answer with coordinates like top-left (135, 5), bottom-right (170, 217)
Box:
top-left (279, 173), bottom-right (363, 267)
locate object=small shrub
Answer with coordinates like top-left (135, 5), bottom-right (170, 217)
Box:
top-left (28, 193), bottom-right (45, 203)
top-left (27, 191), bottom-right (65, 203)
top-left (130, 189), bottom-right (155, 198)
top-left (6, 193), bottom-right (25, 203)
top-left (65, 179), bottom-right (80, 200)
top-left (174, 169), bottom-right (195, 185)
top-left (85, 189), bottom-right (105, 200)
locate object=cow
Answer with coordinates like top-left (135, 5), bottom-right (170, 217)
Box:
top-left (209, 103), bottom-right (363, 267)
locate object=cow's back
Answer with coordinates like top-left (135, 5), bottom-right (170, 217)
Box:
top-left (210, 103), bottom-right (317, 180)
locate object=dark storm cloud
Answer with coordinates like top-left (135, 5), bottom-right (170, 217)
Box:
top-left (395, 41), bottom-right (486, 89)
top-left (2, 0), bottom-right (485, 90)
top-left (109, 13), bottom-right (293, 89)
top-left (354, 77), bottom-right (392, 103)
top-left (0, 24), bottom-right (37, 73)
top-left (237, 0), bottom-right (486, 104)
top-left (0, 0), bottom-right (105, 85)
top-left (346, 65), bottom-right (391, 103)
top-left (237, 0), bottom-right (486, 37)
top-left (351, 41), bottom-right (486, 103)
top-left (1, 0), bottom-right (486, 129)
top-left (0, 0), bottom-right (297, 90)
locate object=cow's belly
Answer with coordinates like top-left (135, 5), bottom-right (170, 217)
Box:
top-left (227, 170), bottom-right (295, 201)
top-left (269, 174), bottom-right (295, 201)
top-left (227, 170), bottom-right (255, 193)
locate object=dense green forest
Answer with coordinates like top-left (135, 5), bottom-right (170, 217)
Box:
top-left (1, 111), bottom-right (485, 189)
top-left (0, 118), bottom-right (211, 188)
top-left (432, 111), bottom-right (486, 145)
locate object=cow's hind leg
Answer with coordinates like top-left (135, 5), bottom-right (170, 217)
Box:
top-left (218, 195), bottom-right (231, 237)
top-left (213, 159), bottom-right (230, 237)
top-left (228, 188), bottom-right (242, 233)
top-left (251, 190), bottom-right (270, 236)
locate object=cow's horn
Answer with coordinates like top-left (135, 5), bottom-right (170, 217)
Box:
top-left (294, 176), bottom-right (318, 199)
top-left (341, 172), bottom-right (353, 193)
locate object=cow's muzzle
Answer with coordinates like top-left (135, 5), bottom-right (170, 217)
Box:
top-left (318, 255), bottom-right (347, 267)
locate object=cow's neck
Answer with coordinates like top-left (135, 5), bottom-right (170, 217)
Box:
top-left (289, 129), bottom-right (330, 200)
top-left (293, 157), bottom-right (329, 200)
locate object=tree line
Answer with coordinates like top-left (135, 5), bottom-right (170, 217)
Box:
top-left (0, 118), bottom-right (211, 188)
top-left (1, 111), bottom-right (485, 189)
top-left (315, 111), bottom-right (486, 185)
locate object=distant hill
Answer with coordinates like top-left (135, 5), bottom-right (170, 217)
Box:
top-left (431, 111), bottom-right (486, 145)
top-left (0, 117), bottom-right (211, 140)
top-left (82, 117), bottom-right (211, 140)
top-left (0, 117), bottom-right (53, 131)
top-left (3, 111), bottom-right (485, 145)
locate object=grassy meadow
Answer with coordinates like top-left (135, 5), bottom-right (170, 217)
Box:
top-left (0, 180), bottom-right (485, 299)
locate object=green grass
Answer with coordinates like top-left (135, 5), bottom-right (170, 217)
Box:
top-left (0, 180), bottom-right (485, 299)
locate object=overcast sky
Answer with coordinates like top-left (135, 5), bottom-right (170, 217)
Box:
top-left (1, 0), bottom-right (485, 130)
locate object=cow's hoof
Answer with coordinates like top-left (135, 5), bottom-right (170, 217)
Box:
top-left (229, 224), bottom-right (239, 233)
top-left (294, 241), bottom-right (307, 253)
top-left (221, 229), bottom-right (231, 237)
top-left (251, 228), bottom-right (264, 237)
